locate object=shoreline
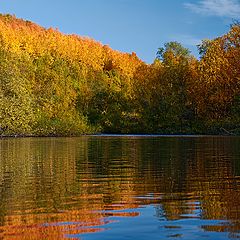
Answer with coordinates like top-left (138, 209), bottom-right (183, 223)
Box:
top-left (0, 132), bottom-right (238, 139)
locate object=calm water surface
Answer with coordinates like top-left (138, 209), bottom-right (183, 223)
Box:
top-left (0, 136), bottom-right (240, 239)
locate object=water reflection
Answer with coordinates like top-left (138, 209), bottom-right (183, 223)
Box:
top-left (0, 136), bottom-right (240, 239)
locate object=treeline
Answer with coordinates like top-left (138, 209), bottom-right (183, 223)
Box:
top-left (0, 14), bottom-right (239, 136)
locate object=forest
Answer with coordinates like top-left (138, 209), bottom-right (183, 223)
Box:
top-left (0, 14), bottom-right (240, 136)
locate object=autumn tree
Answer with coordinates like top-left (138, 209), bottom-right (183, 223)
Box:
top-left (156, 42), bottom-right (197, 132)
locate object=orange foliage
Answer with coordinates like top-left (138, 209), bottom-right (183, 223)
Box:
top-left (0, 14), bottom-right (143, 76)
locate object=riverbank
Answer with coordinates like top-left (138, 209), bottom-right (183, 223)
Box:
top-left (1, 127), bottom-right (239, 138)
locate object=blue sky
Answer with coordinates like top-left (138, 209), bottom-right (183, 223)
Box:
top-left (1, 0), bottom-right (240, 63)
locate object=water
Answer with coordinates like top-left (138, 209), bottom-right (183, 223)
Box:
top-left (0, 136), bottom-right (240, 239)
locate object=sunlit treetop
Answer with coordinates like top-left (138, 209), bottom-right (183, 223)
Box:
top-left (0, 14), bottom-right (143, 78)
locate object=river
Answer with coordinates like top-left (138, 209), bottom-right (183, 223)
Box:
top-left (0, 136), bottom-right (240, 239)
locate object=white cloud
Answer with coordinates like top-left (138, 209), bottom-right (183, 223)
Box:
top-left (184, 0), bottom-right (240, 18)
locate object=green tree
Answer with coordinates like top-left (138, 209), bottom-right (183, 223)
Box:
top-left (0, 50), bottom-right (35, 135)
top-left (157, 41), bottom-right (191, 61)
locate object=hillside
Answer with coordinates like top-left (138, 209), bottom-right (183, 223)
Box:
top-left (0, 14), bottom-right (144, 135)
top-left (0, 14), bottom-right (240, 136)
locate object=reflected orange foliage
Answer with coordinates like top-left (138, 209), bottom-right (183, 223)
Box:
top-left (1, 137), bottom-right (240, 237)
